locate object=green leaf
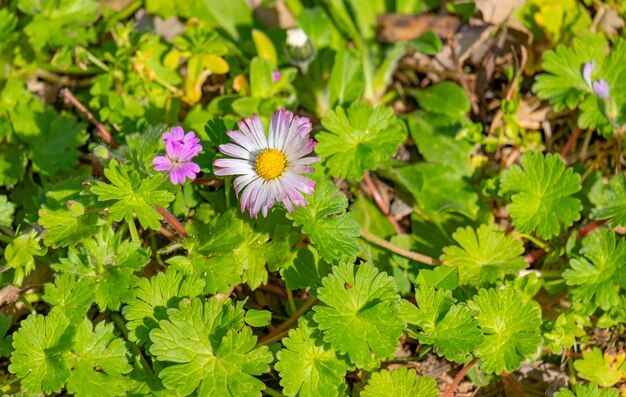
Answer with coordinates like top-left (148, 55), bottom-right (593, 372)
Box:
top-left (410, 31), bottom-right (442, 55)
top-left (65, 319), bottom-right (132, 397)
top-left (563, 229), bottom-right (626, 311)
top-left (9, 311), bottom-right (73, 395)
top-left (401, 287), bottom-right (482, 363)
top-left (280, 246), bottom-right (333, 290)
top-left (317, 101), bottom-right (407, 179)
top-left (188, 0), bottom-right (253, 41)
top-left (533, 33), bottom-right (607, 111)
top-left (243, 310), bottom-right (272, 327)
top-left (275, 315), bottom-right (350, 397)
top-left (52, 228), bottom-right (150, 311)
top-left (91, 159), bottom-right (175, 230)
top-left (288, 179), bottom-right (360, 263)
top-left (591, 174), bottom-right (626, 227)
top-left (39, 207), bottom-right (106, 249)
top-left (43, 274), bottom-right (95, 323)
top-left (313, 262), bottom-right (405, 369)
top-left (554, 382), bottom-right (619, 397)
top-left (412, 81), bottom-right (470, 118)
top-left (573, 348), bottom-right (625, 387)
top-left (328, 48), bottom-right (364, 108)
top-left (122, 268), bottom-right (205, 345)
top-left (442, 224), bottom-right (527, 285)
top-left (24, 110), bottom-right (88, 176)
top-left (149, 297), bottom-right (273, 397)
top-left (414, 266), bottom-right (458, 290)
top-left (362, 367), bottom-right (438, 397)
top-left (0, 195), bottom-right (15, 226)
top-left (500, 151), bottom-right (582, 239)
top-left (470, 287), bottom-right (542, 374)
top-left (4, 231), bottom-right (46, 286)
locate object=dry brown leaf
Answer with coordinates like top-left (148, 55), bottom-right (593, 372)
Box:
top-left (376, 14), bottom-right (461, 43)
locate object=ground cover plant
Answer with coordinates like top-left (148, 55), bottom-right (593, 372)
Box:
top-left (2, 0), bottom-right (626, 396)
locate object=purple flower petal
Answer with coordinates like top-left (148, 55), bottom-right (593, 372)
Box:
top-left (583, 62), bottom-right (595, 87)
top-left (593, 79), bottom-right (610, 99)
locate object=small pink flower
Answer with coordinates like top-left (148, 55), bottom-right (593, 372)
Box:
top-left (153, 141), bottom-right (201, 185)
top-left (162, 126), bottom-right (202, 157)
top-left (272, 71), bottom-right (281, 83)
top-left (213, 109), bottom-right (320, 218)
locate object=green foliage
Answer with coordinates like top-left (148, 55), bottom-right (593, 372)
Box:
top-left (4, 231), bottom-right (46, 286)
top-left (563, 229), bottom-right (626, 312)
top-left (470, 287), bottom-right (543, 374)
top-left (9, 312), bottom-right (131, 396)
top-left (401, 286), bottom-right (482, 363)
top-left (313, 262), bottom-right (404, 369)
top-left (275, 315), bottom-right (350, 397)
top-left (149, 297), bottom-right (273, 396)
top-left (288, 178), bottom-right (361, 263)
top-left (442, 224), bottom-right (527, 285)
top-left (317, 101), bottom-right (407, 179)
top-left (91, 159), bottom-right (175, 230)
top-left (362, 367), bottom-right (438, 397)
top-left (592, 174), bottom-right (626, 227)
top-left (573, 348), bottom-right (625, 387)
top-left (554, 383), bottom-right (619, 397)
top-left (500, 151), bottom-right (582, 239)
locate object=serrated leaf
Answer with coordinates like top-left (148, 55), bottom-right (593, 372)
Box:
top-left (0, 195), bottom-right (15, 226)
top-left (401, 287), bottom-right (482, 363)
top-left (591, 174), bottom-right (626, 227)
top-left (52, 228), bottom-right (150, 311)
top-left (361, 367), bottom-right (438, 397)
top-left (573, 348), bottom-right (625, 387)
top-left (9, 311), bottom-right (74, 395)
top-left (243, 310), bottom-right (272, 327)
top-left (442, 224), bottom-right (527, 285)
top-left (4, 231), bottom-right (46, 286)
top-left (91, 159), bottom-right (175, 230)
top-left (65, 319), bottom-right (132, 397)
top-left (39, 208), bottom-right (106, 248)
top-left (554, 382), bottom-right (619, 397)
top-left (470, 287), bottom-right (542, 374)
top-left (275, 315), bottom-right (350, 397)
top-left (149, 297), bottom-right (273, 397)
top-left (288, 179), bottom-right (360, 263)
top-left (122, 268), bottom-right (205, 345)
top-left (563, 228), bottom-right (626, 311)
top-left (280, 246), bottom-right (333, 290)
top-left (313, 262), bottom-right (404, 369)
top-left (500, 151), bottom-right (582, 239)
top-left (317, 101), bottom-right (407, 179)
top-left (43, 274), bottom-right (95, 323)
top-left (533, 33), bottom-right (607, 111)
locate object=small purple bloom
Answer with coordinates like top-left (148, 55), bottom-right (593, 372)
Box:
top-left (583, 61), bottom-right (595, 87)
top-left (592, 79), bottom-right (610, 99)
top-left (162, 126), bottom-right (202, 157)
top-left (153, 141), bottom-right (201, 185)
top-left (272, 71), bottom-right (281, 83)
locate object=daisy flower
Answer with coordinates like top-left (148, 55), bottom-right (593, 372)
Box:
top-left (153, 140), bottom-right (201, 185)
top-left (162, 126), bottom-right (202, 157)
top-left (213, 109), bottom-right (320, 218)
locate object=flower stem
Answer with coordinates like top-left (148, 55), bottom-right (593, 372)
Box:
top-left (259, 298), bottom-right (317, 345)
top-left (110, 312), bottom-right (155, 377)
top-left (502, 372), bottom-right (526, 397)
top-left (286, 288), bottom-right (297, 314)
top-left (59, 88), bottom-right (118, 148)
top-left (363, 171), bottom-right (404, 234)
top-left (443, 357), bottom-right (478, 397)
top-left (128, 219), bottom-right (140, 243)
top-left (264, 386), bottom-right (286, 397)
top-left (359, 229), bottom-right (440, 265)
top-left (154, 206), bottom-right (187, 237)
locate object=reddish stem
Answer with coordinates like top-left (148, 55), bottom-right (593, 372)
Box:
top-left (443, 357), bottom-right (478, 397)
top-left (363, 171), bottom-right (404, 234)
top-left (154, 206), bottom-right (187, 237)
top-left (560, 127), bottom-right (582, 160)
top-left (526, 220), bottom-right (607, 264)
top-left (502, 372), bottom-right (526, 397)
top-left (158, 226), bottom-right (175, 241)
top-left (59, 88), bottom-right (118, 148)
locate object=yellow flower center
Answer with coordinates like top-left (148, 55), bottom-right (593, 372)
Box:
top-left (255, 149), bottom-right (287, 180)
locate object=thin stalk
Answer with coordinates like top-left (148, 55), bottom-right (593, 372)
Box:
top-left (360, 229), bottom-right (439, 265)
top-left (110, 312), bottom-right (155, 377)
top-left (59, 88), bottom-right (118, 147)
top-left (513, 232), bottom-right (548, 250)
top-left (154, 206), bottom-right (187, 237)
top-left (17, 295), bottom-right (36, 315)
top-left (128, 219), bottom-right (140, 243)
top-left (286, 288), bottom-right (297, 314)
top-left (363, 171), bottom-right (404, 234)
top-left (502, 372), bottom-right (526, 397)
top-left (259, 298), bottom-right (318, 345)
top-left (443, 357), bottom-right (478, 397)
top-left (264, 386), bottom-right (286, 397)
